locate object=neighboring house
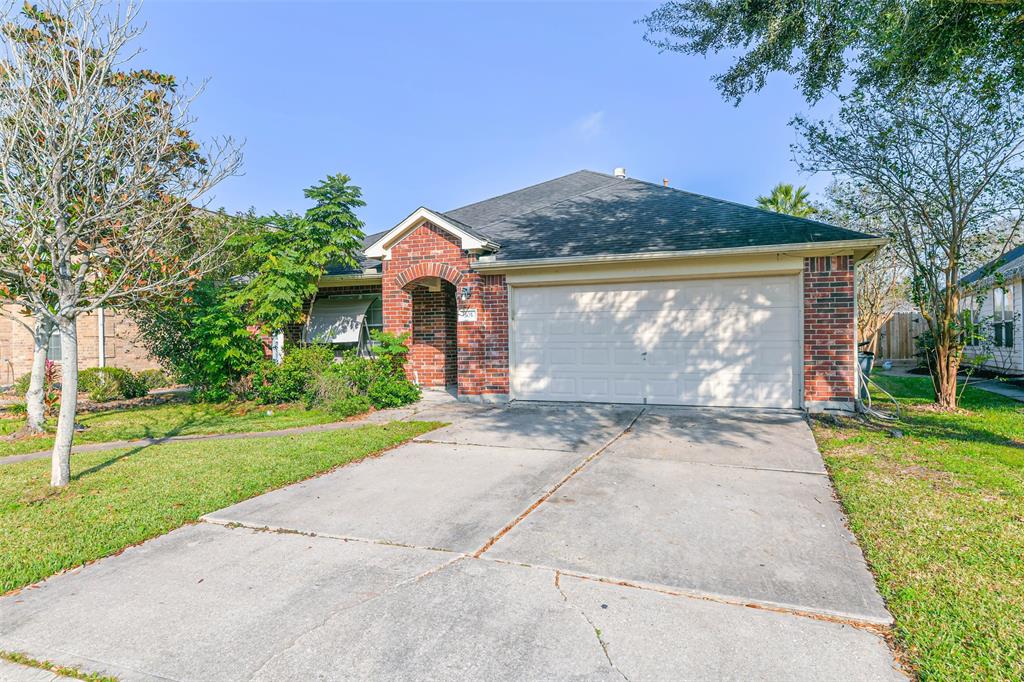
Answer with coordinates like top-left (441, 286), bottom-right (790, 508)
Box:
top-left (0, 307), bottom-right (161, 386)
top-left (295, 169), bottom-right (884, 412)
top-left (960, 244), bottom-right (1024, 375)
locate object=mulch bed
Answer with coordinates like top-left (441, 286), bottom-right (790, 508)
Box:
top-left (0, 387), bottom-right (190, 417)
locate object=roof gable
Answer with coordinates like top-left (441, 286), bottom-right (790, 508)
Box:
top-left (363, 207), bottom-right (499, 260)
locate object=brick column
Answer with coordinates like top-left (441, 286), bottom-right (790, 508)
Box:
top-left (803, 255), bottom-right (856, 412)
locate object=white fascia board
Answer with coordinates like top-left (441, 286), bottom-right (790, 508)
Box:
top-left (473, 237), bottom-right (888, 273)
top-left (363, 207), bottom-right (497, 259)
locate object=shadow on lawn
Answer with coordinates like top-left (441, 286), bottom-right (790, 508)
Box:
top-left (73, 444), bottom-right (151, 480)
top-left (903, 411), bottom-right (1024, 451)
top-left (867, 375), bottom-right (1023, 449)
top-left (71, 411), bottom-right (218, 480)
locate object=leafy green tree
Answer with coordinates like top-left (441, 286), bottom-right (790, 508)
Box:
top-left (641, 1), bottom-right (1024, 103)
top-left (756, 183), bottom-right (817, 217)
top-left (229, 174), bottom-right (365, 333)
top-left (133, 174), bottom-right (366, 399)
top-left (794, 79), bottom-right (1024, 409)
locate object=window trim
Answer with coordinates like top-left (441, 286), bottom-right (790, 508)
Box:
top-left (993, 287), bottom-right (1015, 348)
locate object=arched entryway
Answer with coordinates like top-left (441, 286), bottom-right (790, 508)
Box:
top-left (403, 276), bottom-right (458, 388)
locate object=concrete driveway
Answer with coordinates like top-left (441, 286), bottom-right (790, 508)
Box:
top-left (0, 400), bottom-right (904, 681)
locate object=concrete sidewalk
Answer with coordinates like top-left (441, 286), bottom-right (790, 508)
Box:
top-left (0, 389), bottom-right (471, 467)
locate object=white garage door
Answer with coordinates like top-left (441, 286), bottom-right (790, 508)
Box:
top-left (510, 275), bottom-right (800, 408)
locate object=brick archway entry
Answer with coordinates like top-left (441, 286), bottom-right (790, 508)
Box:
top-left (403, 276), bottom-right (458, 388)
top-left (381, 221), bottom-right (510, 401)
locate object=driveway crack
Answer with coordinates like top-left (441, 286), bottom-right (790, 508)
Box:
top-left (554, 571), bottom-right (628, 681)
top-left (247, 555), bottom-right (464, 679)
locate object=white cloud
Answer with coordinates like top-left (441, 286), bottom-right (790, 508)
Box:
top-left (572, 111), bottom-right (605, 141)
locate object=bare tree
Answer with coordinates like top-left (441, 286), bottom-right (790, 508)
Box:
top-left (0, 0), bottom-right (240, 485)
top-left (795, 78), bottom-right (1024, 408)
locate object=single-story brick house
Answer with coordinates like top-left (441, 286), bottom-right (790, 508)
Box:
top-left (961, 244), bottom-right (1023, 375)
top-left (298, 169), bottom-right (884, 412)
top-left (0, 307), bottom-right (160, 386)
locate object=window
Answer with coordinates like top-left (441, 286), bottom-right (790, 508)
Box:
top-left (46, 329), bottom-right (61, 362)
top-left (365, 296), bottom-right (383, 335)
top-left (959, 297), bottom-right (984, 346)
top-left (994, 287), bottom-right (1014, 348)
top-left (304, 294), bottom-right (381, 356)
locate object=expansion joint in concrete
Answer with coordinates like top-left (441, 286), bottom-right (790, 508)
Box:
top-left (471, 409), bottom-right (646, 558)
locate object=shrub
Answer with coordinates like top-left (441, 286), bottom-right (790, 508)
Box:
top-left (6, 402), bottom-right (27, 415)
top-left (308, 363), bottom-right (354, 405)
top-left (131, 280), bottom-right (266, 402)
top-left (370, 330), bottom-right (412, 377)
top-left (78, 367), bottom-right (148, 402)
top-left (326, 394), bottom-right (373, 418)
top-left (12, 362), bottom-right (60, 412)
top-left (136, 369), bottom-right (172, 390)
top-left (255, 345), bottom-right (334, 404)
top-left (367, 373), bottom-right (421, 408)
top-left (333, 353), bottom-right (375, 393)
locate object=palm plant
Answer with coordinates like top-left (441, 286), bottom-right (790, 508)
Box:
top-left (757, 183), bottom-right (817, 218)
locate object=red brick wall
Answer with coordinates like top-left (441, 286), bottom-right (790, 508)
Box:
top-left (0, 306), bottom-right (160, 385)
top-left (803, 256), bottom-right (856, 409)
top-left (382, 221), bottom-right (509, 398)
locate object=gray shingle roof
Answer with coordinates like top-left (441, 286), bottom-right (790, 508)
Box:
top-left (446, 170), bottom-right (877, 262)
top-left (330, 169), bottom-right (878, 274)
top-left (960, 243), bottom-right (1024, 286)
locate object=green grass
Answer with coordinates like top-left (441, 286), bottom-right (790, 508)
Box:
top-left (813, 374), bottom-right (1024, 680)
top-left (0, 400), bottom-right (353, 457)
top-left (0, 650), bottom-right (116, 681)
top-left (0, 421), bottom-right (440, 594)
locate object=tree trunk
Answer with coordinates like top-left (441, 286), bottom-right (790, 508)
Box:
top-left (50, 317), bottom-right (78, 487)
top-left (932, 344), bottom-right (960, 409)
top-left (24, 318), bottom-right (52, 433)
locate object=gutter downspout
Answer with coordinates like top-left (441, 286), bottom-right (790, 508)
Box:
top-left (97, 308), bottom-right (105, 368)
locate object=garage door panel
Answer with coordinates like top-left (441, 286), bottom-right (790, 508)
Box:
top-left (546, 347), bottom-right (577, 366)
top-left (579, 347), bottom-right (610, 366)
top-left (611, 379), bottom-right (644, 402)
top-left (578, 378), bottom-right (610, 398)
top-left (511, 276), bottom-right (799, 408)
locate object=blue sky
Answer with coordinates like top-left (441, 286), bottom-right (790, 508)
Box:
top-left (138, 1), bottom-right (837, 231)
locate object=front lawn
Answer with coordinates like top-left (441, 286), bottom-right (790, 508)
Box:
top-left (0, 400), bottom-right (354, 458)
top-left (813, 375), bottom-right (1024, 681)
top-left (0, 420), bottom-right (441, 594)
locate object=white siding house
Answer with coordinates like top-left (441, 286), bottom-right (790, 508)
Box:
top-left (962, 245), bottom-right (1024, 375)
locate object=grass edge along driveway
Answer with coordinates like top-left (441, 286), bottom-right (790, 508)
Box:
top-left (813, 375), bottom-right (1023, 681)
top-left (0, 400), bottom-right (357, 458)
top-left (1, 420), bottom-right (441, 595)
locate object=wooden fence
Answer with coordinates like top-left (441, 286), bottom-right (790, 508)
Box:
top-left (873, 311), bottom-right (927, 360)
